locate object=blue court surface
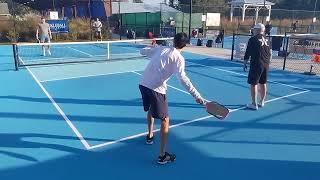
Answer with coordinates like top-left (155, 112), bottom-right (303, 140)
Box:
top-left (0, 43), bottom-right (319, 180)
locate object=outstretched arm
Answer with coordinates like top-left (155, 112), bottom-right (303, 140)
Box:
top-left (140, 47), bottom-right (157, 59)
top-left (176, 58), bottom-right (204, 104)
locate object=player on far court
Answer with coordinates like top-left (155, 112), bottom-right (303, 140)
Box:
top-left (139, 32), bottom-right (205, 165)
top-left (244, 23), bottom-right (271, 110)
top-left (92, 18), bottom-right (103, 41)
top-left (36, 17), bottom-right (52, 56)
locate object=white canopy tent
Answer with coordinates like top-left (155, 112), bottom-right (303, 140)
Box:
top-left (229, 0), bottom-right (275, 22)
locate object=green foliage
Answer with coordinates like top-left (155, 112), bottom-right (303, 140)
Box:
top-left (5, 29), bottom-right (19, 42)
top-left (0, 0), bottom-right (38, 16)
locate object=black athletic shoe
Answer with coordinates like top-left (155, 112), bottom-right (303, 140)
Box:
top-left (157, 152), bottom-right (176, 165)
top-left (146, 135), bottom-right (154, 145)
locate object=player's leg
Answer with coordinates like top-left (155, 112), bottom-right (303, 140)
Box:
top-left (159, 116), bottom-right (169, 156)
top-left (250, 84), bottom-right (258, 107)
top-left (40, 35), bottom-right (46, 56)
top-left (158, 116), bottom-right (176, 165)
top-left (139, 85), bottom-right (154, 144)
top-left (259, 83), bottom-right (267, 107)
top-left (146, 110), bottom-right (154, 144)
top-left (247, 64), bottom-right (262, 110)
top-left (45, 36), bottom-right (51, 56)
top-left (150, 92), bottom-right (176, 164)
top-left (258, 67), bottom-right (269, 107)
top-left (98, 31), bottom-right (102, 41)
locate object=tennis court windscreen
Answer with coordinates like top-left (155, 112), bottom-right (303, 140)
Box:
top-left (13, 38), bottom-right (173, 70)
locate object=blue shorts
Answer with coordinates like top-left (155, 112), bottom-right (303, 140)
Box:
top-left (139, 85), bottom-right (168, 120)
top-left (40, 35), bottom-right (50, 43)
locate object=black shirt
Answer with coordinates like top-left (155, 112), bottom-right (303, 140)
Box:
top-left (244, 34), bottom-right (271, 67)
top-left (265, 24), bottom-right (272, 35)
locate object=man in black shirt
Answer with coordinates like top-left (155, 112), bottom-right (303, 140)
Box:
top-left (265, 21), bottom-right (272, 36)
top-left (292, 21), bottom-right (298, 32)
top-left (244, 23), bottom-right (271, 110)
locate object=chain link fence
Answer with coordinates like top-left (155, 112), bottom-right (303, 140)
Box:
top-left (231, 33), bottom-right (320, 76)
top-left (2, 1), bottom-right (320, 43)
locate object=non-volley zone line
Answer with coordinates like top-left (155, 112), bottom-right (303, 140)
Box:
top-left (25, 60), bottom-right (311, 150)
top-left (40, 70), bottom-right (143, 83)
top-left (87, 71), bottom-right (310, 150)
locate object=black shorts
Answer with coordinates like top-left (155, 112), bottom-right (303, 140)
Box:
top-left (139, 85), bottom-right (168, 119)
top-left (248, 64), bottom-right (269, 85)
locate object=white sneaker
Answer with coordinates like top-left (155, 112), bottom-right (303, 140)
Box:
top-left (258, 101), bottom-right (265, 108)
top-left (42, 51), bottom-right (46, 56)
top-left (247, 103), bottom-right (258, 110)
top-left (47, 50), bottom-right (51, 56)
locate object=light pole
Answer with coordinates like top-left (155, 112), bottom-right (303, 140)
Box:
top-left (188, 0), bottom-right (192, 40)
top-left (262, 0), bottom-right (266, 24)
top-left (314, 0), bottom-right (318, 17)
top-left (312, 0), bottom-right (318, 32)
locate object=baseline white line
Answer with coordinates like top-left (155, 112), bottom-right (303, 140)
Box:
top-left (88, 89), bottom-right (310, 150)
top-left (68, 47), bottom-right (93, 57)
top-left (186, 61), bottom-right (310, 91)
top-left (20, 58), bottom-right (91, 149)
top-left (88, 115), bottom-right (213, 150)
top-left (41, 70), bottom-right (140, 83)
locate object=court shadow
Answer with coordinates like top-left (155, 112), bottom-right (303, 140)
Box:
top-left (183, 102), bottom-right (320, 146)
top-left (0, 133), bottom-right (318, 180)
top-left (0, 96), bottom-right (202, 109)
top-left (0, 150), bottom-right (38, 162)
top-left (0, 132), bottom-right (109, 153)
top-left (0, 111), bottom-right (195, 125)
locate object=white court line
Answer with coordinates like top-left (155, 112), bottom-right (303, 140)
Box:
top-left (88, 115), bottom-right (213, 150)
top-left (186, 61), bottom-right (310, 91)
top-left (88, 89), bottom-right (310, 150)
top-left (68, 47), bottom-right (93, 57)
top-left (41, 70), bottom-right (140, 83)
top-left (24, 57), bottom-right (83, 61)
top-left (20, 58), bottom-right (91, 150)
top-left (24, 56), bottom-right (312, 150)
top-left (87, 71), bottom-right (310, 150)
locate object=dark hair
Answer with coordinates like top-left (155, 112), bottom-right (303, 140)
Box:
top-left (174, 32), bottom-right (189, 49)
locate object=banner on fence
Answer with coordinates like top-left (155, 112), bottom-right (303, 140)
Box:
top-left (206, 13), bottom-right (220, 27)
top-left (47, 20), bottom-right (69, 33)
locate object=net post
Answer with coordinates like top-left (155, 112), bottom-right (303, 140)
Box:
top-left (221, 29), bottom-right (225, 48)
top-left (107, 42), bottom-right (110, 60)
top-left (12, 43), bottom-right (18, 71)
top-left (283, 32), bottom-right (289, 70)
top-left (231, 32), bottom-right (235, 61)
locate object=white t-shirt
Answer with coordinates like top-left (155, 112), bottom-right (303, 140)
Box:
top-left (92, 21), bottom-right (102, 31)
top-left (140, 46), bottom-right (202, 100)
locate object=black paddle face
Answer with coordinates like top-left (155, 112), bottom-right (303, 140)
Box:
top-left (205, 101), bottom-right (229, 120)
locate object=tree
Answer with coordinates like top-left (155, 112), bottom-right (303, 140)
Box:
top-left (0, 0), bottom-right (37, 16)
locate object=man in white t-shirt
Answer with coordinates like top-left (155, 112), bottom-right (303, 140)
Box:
top-left (92, 18), bottom-right (102, 41)
top-left (36, 17), bottom-right (52, 56)
top-left (139, 33), bottom-right (205, 165)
